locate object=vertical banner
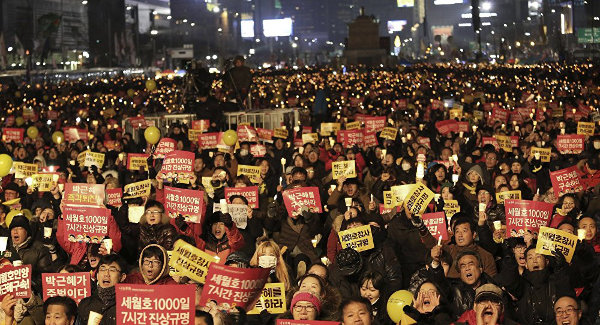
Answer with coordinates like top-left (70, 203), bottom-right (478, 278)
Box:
top-left (62, 205), bottom-right (110, 243)
top-left (63, 183), bottom-right (105, 206)
top-left (535, 226), bottom-right (578, 263)
top-left (169, 239), bottom-right (217, 283)
top-left (337, 225), bottom-right (374, 252)
top-left (0, 265), bottom-right (32, 300)
top-left (550, 166), bottom-right (584, 197)
top-left (116, 284), bottom-right (194, 325)
top-left (164, 186), bottom-right (204, 223)
top-left (282, 187), bottom-right (323, 217)
top-left (422, 212), bottom-right (449, 240)
top-left (225, 186), bottom-right (259, 209)
top-left (505, 199), bottom-right (553, 237)
top-left (199, 264), bottom-right (270, 310)
top-left (42, 272), bottom-right (91, 303)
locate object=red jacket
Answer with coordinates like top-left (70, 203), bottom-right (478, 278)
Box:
top-left (57, 214), bottom-right (122, 265)
top-left (124, 272), bottom-right (177, 285)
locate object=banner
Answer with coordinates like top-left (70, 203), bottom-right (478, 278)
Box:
top-left (228, 204), bottom-right (248, 229)
top-left (128, 116), bottom-right (147, 129)
top-left (188, 129), bottom-right (203, 143)
top-left (106, 188), bottom-right (123, 207)
top-left (256, 128), bottom-right (274, 142)
top-left (495, 190), bottom-right (521, 205)
top-left (276, 321), bottom-right (341, 325)
top-left (404, 183), bottom-right (435, 216)
top-left (530, 147), bottom-right (551, 163)
top-left (388, 184), bottom-right (414, 208)
top-left (199, 263), bottom-right (270, 310)
top-left (2, 128), bottom-right (23, 143)
top-left (379, 127), bottom-right (398, 140)
top-left (248, 283), bottom-right (286, 315)
top-left (63, 205), bottom-right (110, 243)
top-left (31, 173), bottom-right (58, 192)
top-left (491, 107), bottom-right (509, 124)
top-left (116, 284), bottom-right (194, 325)
top-left (320, 123), bottom-right (341, 136)
top-left (337, 129), bottom-right (363, 147)
top-left (0, 265), bottom-right (31, 299)
top-left (13, 162), bottom-right (37, 179)
top-left (42, 272), bottom-right (90, 304)
top-left (63, 127), bottom-right (88, 143)
top-left (161, 150), bottom-right (194, 179)
top-left (505, 199), bottom-right (553, 237)
top-left (238, 125), bottom-right (259, 142)
top-left (383, 191), bottom-right (394, 209)
top-left (577, 121), bottom-right (595, 136)
top-left (83, 151), bottom-right (105, 168)
top-left (443, 200), bottom-right (460, 218)
top-left (422, 212), bottom-right (449, 241)
top-left (363, 132), bottom-right (378, 147)
top-left (63, 183), bottom-right (105, 206)
top-left (164, 186), bottom-right (204, 223)
top-left (282, 187), bottom-right (323, 217)
top-left (338, 224), bottom-right (374, 252)
top-left (169, 239), bottom-right (217, 283)
top-left (154, 138), bottom-right (177, 158)
top-left (126, 153), bottom-right (149, 171)
top-left (550, 166), bottom-right (584, 197)
top-left (435, 120), bottom-right (458, 135)
top-left (225, 186), bottom-right (259, 209)
top-left (237, 165), bottom-right (262, 184)
top-left (535, 226), bottom-right (578, 263)
top-left (250, 144), bottom-right (266, 157)
top-left (555, 135), bottom-right (585, 154)
top-left (123, 179), bottom-right (152, 199)
top-left (198, 132), bottom-right (220, 149)
top-left (332, 160), bottom-right (357, 180)
top-left (364, 116), bottom-right (386, 133)
top-left (302, 133), bottom-right (319, 144)
top-left (273, 128), bottom-right (289, 139)
top-left (482, 137), bottom-right (499, 150)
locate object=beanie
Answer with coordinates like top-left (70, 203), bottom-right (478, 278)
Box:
top-left (290, 291), bottom-right (322, 314)
top-left (9, 215), bottom-right (31, 237)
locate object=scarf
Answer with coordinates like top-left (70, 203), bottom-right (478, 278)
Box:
top-left (97, 286), bottom-right (116, 310)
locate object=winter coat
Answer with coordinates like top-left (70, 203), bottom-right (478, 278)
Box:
top-left (449, 273), bottom-right (496, 318)
top-left (403, 304), bottom-right (454, 325)
top-left (453, 308), bottom-right (520, 325)
top-left (138, 223), bottom-right (178, 252)
top-left (78, 287), bottom-right (118, 325)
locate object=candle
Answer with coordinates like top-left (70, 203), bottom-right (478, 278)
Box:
top-left (561, 128), bottom-right (565, 135)
top-left (578, 229), bottom-right (586, 241)
top-left (416, 164), bottom-right (425, 179)
top-left (479, 203), bottom-right (487, 212)
top-left (472, 125), bottom-right (477, 132)
top-left (534, 152), bottom-right (540, 160)
top-left (330, 184), bottom-right (337, 192)
top-left (493, 220), bottom-right (502, 230)
top-left (452, 174), bottom-right (459, 185)
top-left (459, 131), bottom-right (464, 138)
top-left (370, 194), bottom-right (374, 202)
top-left (437, 235), bottom-right (442, 246)
top-left (345, 198), bottom-right (353, 207)
top-left (381, 149), bottom-right (387, 159)
top-left (219, 199), bottom-right (228, 214)
top-left (452, 154), bottom-right (458, 162)
top-left (281, 157), bottom-right (286, 168)
top-left (401, 137), bottom-right (406, 143)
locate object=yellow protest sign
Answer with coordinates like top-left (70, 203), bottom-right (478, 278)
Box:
top-left (338, 225), bottom-right (374, 252)
top-left (345, 121), bottom-right (361, 130)
top-left (247, 283), bottom-right (287, 315)
top-left (123, 179), bottom-right (152, 198)
top-left (443, 200), bottom-right (460, 218)
top-left (332, 160), bottom-right (357, 180)
top-left (237, 165), bottom-right (261, 183)
top-left (13, 162), bottom-right (37, 179)
top-left (380, 127), bottom-right (398, 141)
top-left (577, 121), bottom-right (595, 136)
top-left (449, 108), bottom-right (463, 119)
top-left (320, 123), bottom-right (341, 136)
top-left (302, 133), bottom-right (319, 144)
top-left (273, 128), bottom-right (289, 139)
top-left (404, 183), bottom-right (435, 216)
top-left (531, 147), bottom-right (551, 163)
top-left (535, 226), bottom-right (578, 263)
top-left (127, 154), bottom-right (149, 171)
top-left (31, 174), bottom-right (57, 192)
top-left (169, 239), bottom-right (217, 284)
top-left (166, 251), bottom-right (181, 277)
top-left (188, 129), bottom-right (203, 142)
top-left (202, 177), bottom-right (215, 196)
top-left (494, 135), bottom-right (513, 152)
top-left (390, 184), bottom-right (415, 207)
top-left (495, 190), bottom-right (521, 205)
top-left (77, 151), bottom-right (88, 166)
top-left (383, 191), bottom-right (394, 209)
top-left (84, 152), bottom-right (105, 168)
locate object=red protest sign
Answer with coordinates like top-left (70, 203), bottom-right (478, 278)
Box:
top-left (482, 137), bottom-right (499, 150)
top-left (198, 132), bottom-right (220, 149)
top-left (250, 144), bottom-right (266, 157)
top-left (161, 150), bottom-right (194, 177)
top-left (116, 284), bottom-right (194, 325)
top-left (505, 199), bottom-right (553, 237)
top-left (237, 125), bottom-right (259, 142)
top-left (555, 135), bottom-right (585, 154)
top-left (435, 120), bottom-right (458, 135)
top-left (457, 121), bottom-right (470, 133)
top-left (106, 188), bottom-right (123, 207)
top-left (490, 107), bottom-right (508, 124)
top-left (0, 265), bottom-right (32, 300)
top-left (277, 320), bottom-right (341, 325)
top-left (154, 138), bottom-right (177, 158)
top-left (337, 129), bottom-right (364, 147)
top-left (192, 119), bottom-right (210, 131)
top-left (63, 183), bottom-right (105, 206)
top-left (364, 116), bottom-right (386, 133)
top-left (225, 186), bottom-right (259, 209)
top-left (418, 136), bottom-right (431, 148)
top-left (2, 128), bottom-right (24, 142)
top-left (282, 187), bottom-right (323, 217)
top-left (128, 116), bottom-right (147, 129)
top-left (550, 166), bottom-right (584, 197)
top-left (42, 272), bottom-right (91, 304)
top-left (379, 204), bottom-right (401, 215)
top-left (63, 127), bottom-right (88, 143)
top-left (164, 186), bottom-right (204, 223)
top-left (363, 131), bottom-right (378, 148)
top-left (422, 212), bottom-right (449, 241)
top-left (199, 264), bottom-right (270, 310)
top-left (62, 205), bottom-right (110, 243)
top-left (256, 128), bottom-right (274, 142)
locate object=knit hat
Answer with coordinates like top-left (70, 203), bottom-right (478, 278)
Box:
top-left (335, 247), bottom-right (363, 276)
top-left (290, 292), bottom-right (322, 314)
top-left (9, 215), bottom-right (31, 236)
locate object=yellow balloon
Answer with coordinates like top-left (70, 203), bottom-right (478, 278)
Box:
top-left (222, 130), bottom-right (238, 147)
top-left (145, 80), bottom-right (157, 91)
top-left (52, 131), bottom-right (64, 144)
top-left (27, 126), bottom-right (39, 139)
top-left (144, 126), bottom-right (161, 145)
top-left (15, 116), bottom-right (24, 126)
top-left (127, 89), bottom-right (135, 97)
top-left (386, 290), bottom-right (414, 323)
top-left (0, 154), bottom-right (13, 177)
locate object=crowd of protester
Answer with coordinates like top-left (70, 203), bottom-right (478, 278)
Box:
top-left (0, 62), bottom-right (597, 325)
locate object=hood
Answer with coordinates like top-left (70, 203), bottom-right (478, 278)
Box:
top-left (466, 165), bottom-right (484, 184)
top-left (138, 244), bottom-right (170, 285)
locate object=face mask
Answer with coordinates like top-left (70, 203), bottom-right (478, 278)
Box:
top-left (258, 255), bottom-right (277, 269)
top-left (240, 149), bottom-right (248, 156)
top-left (594, 142), bottom-right (600, 150)
top-left (402, 163), bottom-right (411, 171)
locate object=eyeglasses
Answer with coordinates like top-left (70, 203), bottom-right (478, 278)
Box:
top-left (143, 260), bottom-right (162, 268)
top-left (293, 304), bottom-right (316, 312)
top-left (145, 210), bottom-right (163, 215)
top-left (555, 307), bottom-right (578, 316)
top-left (98, 266), bottom-right (121, 274)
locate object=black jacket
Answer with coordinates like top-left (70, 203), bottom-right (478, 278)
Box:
top-left (386, 213), bottom-right (430, 288)
top-left (78, 287), bottom-right (117, 325)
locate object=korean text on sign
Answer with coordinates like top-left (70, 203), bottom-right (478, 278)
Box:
top-left (42, 272), bottom-right (90, 304)
top-left (116, 284), bottom-right (194, 325)
top-left (338, 225), bottom-right (374, 252)
top-left (168, 239), bottom-right (217, 284)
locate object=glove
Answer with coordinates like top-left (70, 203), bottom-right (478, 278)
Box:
top-left (551, 249), bottom-right (567, 270)
top-left (220, 213), bottom-right (233, 228)
top-left (267, 202), bottom-right (279, 219)
top-left (175, 215), bottom-right (189, 232)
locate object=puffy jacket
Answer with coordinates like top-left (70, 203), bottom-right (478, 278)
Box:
top-left (139, 223), bottom-right (178, 252)
top-left (125, 244), bottom-right (177, 285)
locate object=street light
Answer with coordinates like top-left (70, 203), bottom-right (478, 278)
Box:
top-left (482, 2), bottom-right (491, 11)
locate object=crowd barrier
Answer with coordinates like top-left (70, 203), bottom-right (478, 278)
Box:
top-left (123, 108), bottom-right (299, 142)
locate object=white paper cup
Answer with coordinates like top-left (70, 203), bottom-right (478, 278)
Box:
top-left (88, 311), bottom-right (103, 325)
top-left (43, 227), bottom-right (52, 238)
top-left (578, 229), bottom-right (586, 241)
top-left (103, 238), bottom-right (113, 254)
top-left (345, 198), bottom-right (353, 207)
top-left (479, 203), bottom-right (487, 212)
top-left (493, 220), bottom-right (502, 230)
top-left (219, 199), bottom-right (228, 214)
top-left (0, 237), bottom-right (7, 252)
